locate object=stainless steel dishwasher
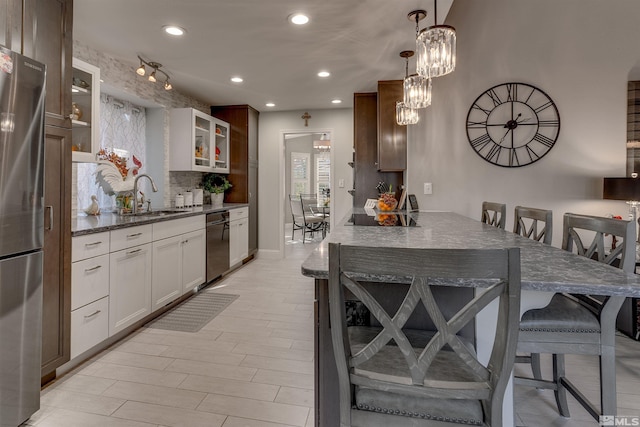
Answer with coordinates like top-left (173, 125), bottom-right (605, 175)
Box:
top-left (206, 210), bottom-right (230, 283)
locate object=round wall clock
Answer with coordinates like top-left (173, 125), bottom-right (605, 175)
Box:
top-left (466, 82), bottom-right (560, 168)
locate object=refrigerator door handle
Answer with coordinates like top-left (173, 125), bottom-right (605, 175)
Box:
top-left (45, 206), bottom-right (53, 231)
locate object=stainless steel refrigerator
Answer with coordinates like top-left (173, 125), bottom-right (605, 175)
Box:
top-left (0, 46), bottom-right (46, 427)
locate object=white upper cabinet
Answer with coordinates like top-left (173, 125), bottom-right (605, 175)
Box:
top-left (170, 108), bottom-right (229, 173)
top-left (71, 58), bottom-right (100, 162)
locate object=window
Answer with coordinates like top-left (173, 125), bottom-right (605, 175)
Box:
top-left (315, 152), bottom-right (330, 202)
top-left (291, 152), bottom-right (310, 195)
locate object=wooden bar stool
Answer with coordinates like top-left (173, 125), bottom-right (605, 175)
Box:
top-left (516, 213), bottom-right (634, 420)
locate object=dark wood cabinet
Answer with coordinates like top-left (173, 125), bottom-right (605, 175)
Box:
top-left (377, 80), bottom-right (407, 172)
top-left (3, 0), bottom-right (73, 381)
top-left (36, 0), bottom-right (72, 382)
top-left (24, 0), bottom-right (73, 129)
top-left (0, 0), bottom-right (72, 382)
top-left (210, 105), bottom-right (259, 256)
top-left (0, 0), bottom-right (23, 52)
top-left (41, 125), bottom-right (72, 381)
top-left (353, 92), bottom-right (403, 208)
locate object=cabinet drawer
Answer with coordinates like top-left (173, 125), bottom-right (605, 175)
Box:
top-left (110, 224), bottom-right (152, 252)
top-left (71, 254), bottom-right (110, 310)
top-left (72, 232), bottom-right (110, 262)
top-left (71, 296), bottom-right (109, 359)
top-left (229, 207), bottom-right (248, 221)
top-left (152, 215), bottom-right (205, 241)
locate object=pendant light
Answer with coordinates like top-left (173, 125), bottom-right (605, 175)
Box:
top-left (396, 102), bottom-right (420, 126)
top-left (404, 11), bottom-right (432, 109)
top-left (396, 51), bottom-right (419, 125)
top-left (415, 0), bottom-right (456, 78)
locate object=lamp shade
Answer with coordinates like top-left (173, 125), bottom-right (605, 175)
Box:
top-left (603, 177), bottom-right (640, 201)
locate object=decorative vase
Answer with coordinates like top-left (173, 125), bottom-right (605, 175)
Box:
top-left (211, 192), bottom-right (224, 207)
top-left (71, 102), bottom-right (82, 121)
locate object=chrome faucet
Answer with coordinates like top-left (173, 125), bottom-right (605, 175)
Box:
top-left (133, 174), bottom-right (158, 214)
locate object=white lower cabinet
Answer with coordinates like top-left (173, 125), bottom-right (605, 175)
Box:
top-left (229, 208), bottom-right (249, 268)
top-left (71, 214), bottom-right (207, 359)
top-left (152, 235), bottom-right (183, 311)
top-left (181, 229), bottom-right (206, 294)
top-left (71, 232), bottom-right (110, 359)
top-left (151, 216), bottom-right (206, 308)
top-left (109, 242), bottom-right (152, 336)
top-left (70, 296), bottom-right (109, 359)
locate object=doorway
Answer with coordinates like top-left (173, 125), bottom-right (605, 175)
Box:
top-left (281, 130), bottom-right (333, 247)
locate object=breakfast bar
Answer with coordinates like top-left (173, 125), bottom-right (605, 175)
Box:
top-left (301, 210), bottom-right (640, 427)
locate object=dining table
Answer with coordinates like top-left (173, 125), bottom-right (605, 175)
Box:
top-left (301, 209), bottom-right (640, 427)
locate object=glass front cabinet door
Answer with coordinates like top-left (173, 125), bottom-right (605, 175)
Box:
top-left (71, 58), bottom-right (100, 162)
top-left (212, 119), bottom-right (229, 173)
top-left (170, 108), bottom-right (229, 173)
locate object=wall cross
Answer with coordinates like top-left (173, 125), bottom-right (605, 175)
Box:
top-left (301, 111), bottom-right (311, 127)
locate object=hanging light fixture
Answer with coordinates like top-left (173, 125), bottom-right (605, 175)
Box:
top-left (415, 0), bottom-right (456, 78)
top-left (135, 56), bottom-right (173, 90)
top-left (135, 58), bottom-right (146, 76)
top-left (396, 51), bottom-right (419, 126)
top-left (404, 11), bottom-right (432, 109)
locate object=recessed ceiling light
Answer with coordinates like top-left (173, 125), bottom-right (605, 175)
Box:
top-left (288, 13), bottom-right (309, 25)
top-left (266, 102), bottom-right (275, 107)
top-left (331, 99), bottom-right (342, 104)
top-left (163, 25), bottom-right (186, 36)
top-left (318, 71), bottom-right (331, 78)
top-left (231, 77), bottom-right (243, 83)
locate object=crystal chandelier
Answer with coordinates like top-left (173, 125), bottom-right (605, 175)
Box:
top-left (415, 0), bottom-right (456, 78)
top-left (396, 51), bottom-right (419, 125)
top-left (396, 102), bottom-right (419, 126)
top-left (404, 11), bottom-right (432, 109)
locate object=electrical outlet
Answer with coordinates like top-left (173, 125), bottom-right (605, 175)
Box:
top-left (424, 182), bottom-right (432, 195)
top-left (338, 179), bottom-right (345, 188)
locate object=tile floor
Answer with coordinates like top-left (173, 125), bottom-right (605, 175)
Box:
top-left (24, 228), bottom-right (640, 427)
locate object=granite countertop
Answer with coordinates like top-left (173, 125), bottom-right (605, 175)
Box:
top-left (72, 203), bottom-right (248, 236)
top-left (301, 209), bottom-right (640, 298)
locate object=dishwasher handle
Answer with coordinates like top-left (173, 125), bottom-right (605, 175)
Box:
top-left (207, 220), bottom-right (228, 227)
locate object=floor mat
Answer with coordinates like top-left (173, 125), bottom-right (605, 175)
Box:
top-left (146, 292), bottom-right (239, 333)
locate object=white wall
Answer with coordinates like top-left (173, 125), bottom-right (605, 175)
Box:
top-left (407, 0), bottom-right (640, 246)
top-left (259, 109), bottom-right (353, 256)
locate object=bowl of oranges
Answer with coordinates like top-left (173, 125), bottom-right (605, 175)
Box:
top-left (378, 192), bottom-right (398, 211)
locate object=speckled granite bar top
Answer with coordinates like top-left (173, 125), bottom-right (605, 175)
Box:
top-left (302, 210), bottom-right (640, 298)
top-left (72, 203), bottom-right (248, 236)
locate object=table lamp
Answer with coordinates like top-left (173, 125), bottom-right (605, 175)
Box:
top-left (603, 176), bottom-right (640, 241)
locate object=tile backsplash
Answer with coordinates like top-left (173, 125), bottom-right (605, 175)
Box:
top-left (75, 95), bottom-right (147, 214)
top-left (72, 40), bottom-right (212, 217)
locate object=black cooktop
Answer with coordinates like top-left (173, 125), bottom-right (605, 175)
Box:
top-left (345, 213), bottom-right (419, 227)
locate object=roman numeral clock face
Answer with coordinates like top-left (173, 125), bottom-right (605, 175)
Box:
top-left (466, 83), bottom-right (560, 167)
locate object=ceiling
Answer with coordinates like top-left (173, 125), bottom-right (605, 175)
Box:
top-left (73, 0), bottom-right (453, 112)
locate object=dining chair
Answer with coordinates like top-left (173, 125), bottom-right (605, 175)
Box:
top-left (481, 202), bottom-right (506, 230)
top-left (512, 206), bottom-right (553, 380)
top-left (513, 206), bottom-right (553, 245)
top-left (289, 194), bottom-right (325, 243)
top-left (300, 193), bottom-right (329, 237)
top-left (299, 193), bottom-right (319, 215)
top-left (328, 243), bottom-right (521, 427)
top-left (516, 213), bottom-right (634, 420)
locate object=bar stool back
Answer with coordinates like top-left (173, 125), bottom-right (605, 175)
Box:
top-left (328, 243), bottom-right (521, 426)
top-left (481, 202), bottom-right (506, 230)
top-left (516, 213), bottom-right (634, 420)
top-left (513, 206), bottom-right (553, 245)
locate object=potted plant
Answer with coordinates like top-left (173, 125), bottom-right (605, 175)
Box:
top-left (203, 173), bottom-right (232, 207)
